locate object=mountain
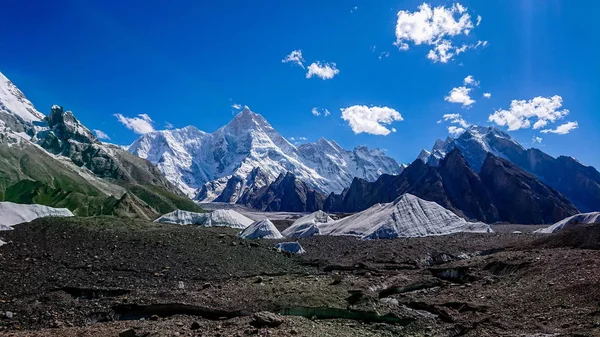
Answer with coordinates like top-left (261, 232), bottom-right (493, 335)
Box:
top-left (128, 107), bottom-right (404, 202)
top-left (240, 172), bottom-right (327, 212)
top-left (326, 149), bottom-right (579, 224)
top-left (0, 71), bottom-right (201, 218)
top-left (419, 125), bottom-right (600, 212)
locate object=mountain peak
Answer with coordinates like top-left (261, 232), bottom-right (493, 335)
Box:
top-left (0, 71), bottom-right (45, 124)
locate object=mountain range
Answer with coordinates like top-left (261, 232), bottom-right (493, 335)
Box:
top-left (128, 107), bottom-right (405, 202)
top-left (2, 70), bottom-right (598, 224)
top-left (0, 72), bottom-right (201, 219)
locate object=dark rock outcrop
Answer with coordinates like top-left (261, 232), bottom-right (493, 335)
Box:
top-left (326, 149), bottom-right (578, 224)
top-left (240, 172), bottom-right (326, 212)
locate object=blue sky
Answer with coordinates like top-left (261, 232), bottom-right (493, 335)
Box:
top-left (1, 0), bottom-right (599, 167)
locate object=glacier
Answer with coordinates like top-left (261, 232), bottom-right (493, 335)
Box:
top-left (283, 194), bottom-right (492, 239)
top-left (0, 202), bottom-right (74, 230)
top-left (238, 219), bottom-right (284, 239)
top-left (534, 212), bottom-right (600, 234)
top-left (275, 242), bottom-right (306, 254)
top-left (154, 209), bottom-right (254, 229)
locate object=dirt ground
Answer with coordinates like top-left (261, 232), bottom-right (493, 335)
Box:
top-left (0, 217), bottom-right (599, 336)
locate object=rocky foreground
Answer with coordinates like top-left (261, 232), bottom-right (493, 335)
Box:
top-left (0, 217), bottom-right (599, 336)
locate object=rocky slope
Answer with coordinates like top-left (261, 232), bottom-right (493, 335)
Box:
top-left (240, 172), bottom-right (327, 212)
top-left (0, 71), bottom-right (201, 218)
top-left (419, 125), bottom-right (600, 212)
top-left (128, 108), bottom-right (404, 202)
top-left (326, 149), bottom-right (579, 224)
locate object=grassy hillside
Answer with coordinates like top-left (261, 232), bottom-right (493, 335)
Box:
top-left (0, 141), bottom-right (202, 217)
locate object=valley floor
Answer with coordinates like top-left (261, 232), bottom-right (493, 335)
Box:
top-left (0, 216), bottom-right (599, 336)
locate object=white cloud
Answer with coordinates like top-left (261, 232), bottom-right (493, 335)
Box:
top-left (395, 3), bottom-right (483, 63)
top-left (351, 6), bottom-right (358, 13)
top-left (488, 95), bottom-right (569, 131)
top-left (483, 92), bottom-right (491, 98)
top-left (532, 136), bottom-right (543, 144)
top-left (165, 122), bottom-right (174, 129)
top-left (541, 121), bottom-right (579, 135)
top-left (463, 75), bottom-right (479, 86)
top-left (298, 136), bottom-right (308, 141)
top-left (93, 129), bottom-right (110, 140)
top-left (306, 62), bottom-right (339, 80)
top-left (442, 113), bottom-right (470, 128)
top-left (311, 107), bottom-right (330, 117)
top-left (114, 113), bottom-right (155, 134)
top-left (379, 51), bottom-right (390, 60)
top-left (448, 126), bottom-right (466, 137)
top-left (341, 105), bottom-right (403, 136)
top-left (282, 50), bottom-right (305, 68)
top-left (445, 86), bottom-right (475, 107)
top-left (231, 103), bottom-right (242, 110)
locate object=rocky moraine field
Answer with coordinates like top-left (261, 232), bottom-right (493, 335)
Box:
top-left (1, 211), bottom-right (600, 337)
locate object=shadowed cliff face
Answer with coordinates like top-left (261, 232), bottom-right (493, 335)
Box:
top-left (324, 149), bottom-right (579, 224)
top-left (480, 153), bottom-right (580, 224)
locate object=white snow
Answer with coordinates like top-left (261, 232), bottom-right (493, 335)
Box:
top-left (128, 107), bottom-right (404, 201)
top-left (317, 194), bottom-right (491, 239)
top-left (155, 209), bottom-right (254, 229)
top-left (238, 219), bottom-right (284, 239)
top-left (0, 202), bottom-right (74, 230)
top-left (0, 239), bottom-right (6, 247)
top-left (282, 210), bottom-right (332, 238)
top-left (0, 72), bottom-right (45, 123)
top-left (154, 209), bottom-right (207, 225)
top-left (275, 242), bottom-right (306, 254)
top-left (534, 212), bottom-right (600, 234)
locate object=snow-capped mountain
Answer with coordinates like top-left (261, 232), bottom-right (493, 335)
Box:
top-left (129, 107), bottom-right (405, 201)
top-left (0, 71), bottom-right (201, 218)
top-left (419, 126), bottom-right (520, 171)
top-left (418, 125), bottom-right (600, 212)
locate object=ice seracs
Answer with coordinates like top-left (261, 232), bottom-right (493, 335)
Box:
top-left (0, 202), bottom-right (74, 230)
top-left (155, 209), bottom-right (254, 229)
top-left (282, 210), bottom-right (332, 238)
top-left (128, 107), bottom-right (404, 202)
top-left (275, 242), bottom-right (306, 254)
top-left (320, 194), bottom-right (492, 239)
top-left (239, 219), bottom-right (284, 239)
top-left (534, 212), bottom-right (600, 234)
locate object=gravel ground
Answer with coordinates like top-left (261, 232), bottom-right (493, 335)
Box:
top-left (1, 217), bottom-right (599, 336)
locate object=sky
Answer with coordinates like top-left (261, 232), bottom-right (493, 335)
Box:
top-left (1, 0), bottom-right (599, 167)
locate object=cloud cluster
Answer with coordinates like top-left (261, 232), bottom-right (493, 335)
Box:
top-left (93, 129), bottom-right (110, 140)
top-left (483, 92), bottom-right (491, 98)
top-left (488, 95), bottom-right (570, 131)
top-left (114, 113), bottom-right (155, 134)
top-left (463, 75), bottom-right (479, 86)
top-left (532, 136), bottom-right (543, 144)
top-left (289, 136), bottom-right (308, 142)
top-left (283, 50), bottom-right (340, 80)
top-left (442, 113), bottom-right (470, 136)
top-left (395, 3), bottom-right (485, 63)
top-left (311, 107), bottom-right (331, 117)
top-left (541, 121), bottom-right (579, 135)
top-left (281, 50), bottom-right (305, 68)
top-left (445, 86), bottom-right (475, 107)
top-left (306, 62), bottom-right (339, 80)
top-left (445, 75), bottom-right (481, 107)
top-left (341, 105), bottom-right (403, 136)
